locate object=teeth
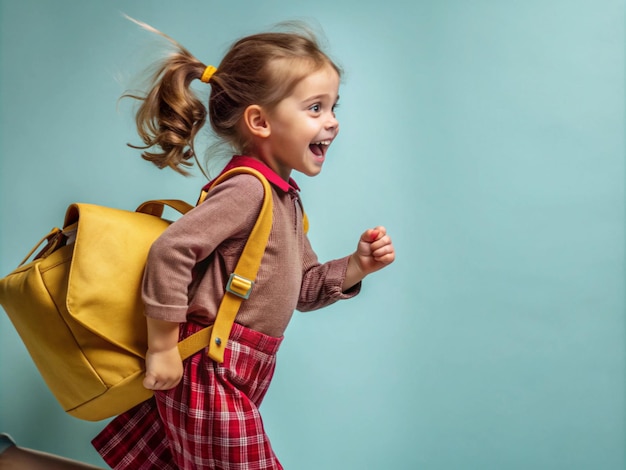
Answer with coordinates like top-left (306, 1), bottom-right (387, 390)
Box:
top-left (313, 140), bottom-right (331, 146)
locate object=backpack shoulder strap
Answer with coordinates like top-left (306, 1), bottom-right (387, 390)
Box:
top-left (178, 166), bottom-right (273, 363)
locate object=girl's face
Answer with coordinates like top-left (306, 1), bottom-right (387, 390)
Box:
top-left (262, 64), bottom-right (340, 180)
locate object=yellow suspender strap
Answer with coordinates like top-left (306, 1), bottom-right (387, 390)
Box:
top-left (177, 167), bottom-right (273, 363)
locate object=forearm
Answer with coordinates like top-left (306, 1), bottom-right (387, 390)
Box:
top-left (146, 317), bottom-right (180, 352)
top-left (342, 253), bottom-right (365, 292)
top-left (297, 254), bottom-right (361, 312)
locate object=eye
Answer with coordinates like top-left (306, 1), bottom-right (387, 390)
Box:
top-left (309, 103), bottom-right (322, 113)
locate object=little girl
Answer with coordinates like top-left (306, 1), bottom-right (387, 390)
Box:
top-left (93, 20), bottom-right (395, 469)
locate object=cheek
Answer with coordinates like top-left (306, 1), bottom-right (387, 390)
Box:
top-left (304, 118), bottom-right (322, 134)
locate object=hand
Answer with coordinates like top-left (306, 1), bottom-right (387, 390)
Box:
top-left (343, 226), bottom-right (395, 290)
top-left (354, 226), bottom-right (395, 275)
top-left (143, 347), bottom-right (183, 391)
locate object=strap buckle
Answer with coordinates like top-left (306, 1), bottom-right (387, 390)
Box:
top-left (226, 273), bottom-right (254, 299)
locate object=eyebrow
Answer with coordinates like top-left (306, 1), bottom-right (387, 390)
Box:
top-left (304, 93), bottom-right (339, 103)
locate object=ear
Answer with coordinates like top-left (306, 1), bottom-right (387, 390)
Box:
top-left (243, 105), bottom-right (271, 138)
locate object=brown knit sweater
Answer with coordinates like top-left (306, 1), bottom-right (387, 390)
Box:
top-left (142, 163), bottom-right (360, 338)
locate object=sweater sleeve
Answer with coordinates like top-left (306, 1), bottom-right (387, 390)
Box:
top-left (296, 234), bottom-right (361, 312)
top-left (142, 175), bottom-right (264, 322)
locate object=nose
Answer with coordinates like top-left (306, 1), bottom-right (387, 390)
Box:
top-left (326, 111), bottom-right (339, 132)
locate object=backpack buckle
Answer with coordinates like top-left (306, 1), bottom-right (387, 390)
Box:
top-left (226, 273), bottom-right (254, 299)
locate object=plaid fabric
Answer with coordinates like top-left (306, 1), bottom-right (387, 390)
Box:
top-left (92, 398), bottom-right (175, 469)
top-left (92, 322), bottom-right (283, 469)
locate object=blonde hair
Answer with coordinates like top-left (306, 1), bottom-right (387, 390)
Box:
top-left (124, 18), bottom-right (341, 176)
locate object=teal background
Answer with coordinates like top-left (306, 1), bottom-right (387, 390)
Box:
top-left (1, 0), bottom-right (624, 468)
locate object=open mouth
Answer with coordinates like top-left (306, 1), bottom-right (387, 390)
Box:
top-left (309, 140), bottom-right (332, 157)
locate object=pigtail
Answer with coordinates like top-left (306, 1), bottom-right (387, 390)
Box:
top-left (123, 16), bottom-right (208, 176)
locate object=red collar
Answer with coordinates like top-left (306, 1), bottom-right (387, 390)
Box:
top-left (203, 155), bottom-right (300, 193)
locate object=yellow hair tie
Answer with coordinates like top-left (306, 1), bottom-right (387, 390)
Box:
top-left (201, 65), bottom-right (217, 83)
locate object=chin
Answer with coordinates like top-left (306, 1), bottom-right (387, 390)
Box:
top-left (299, 167), bottom-right (323, 177)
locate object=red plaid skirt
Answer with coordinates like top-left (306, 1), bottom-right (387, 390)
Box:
top-left (92, 322), bottom-right (283, 469)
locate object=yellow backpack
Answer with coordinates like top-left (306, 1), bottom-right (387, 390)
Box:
top-left (0, 167), bottom-right (272, 421)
